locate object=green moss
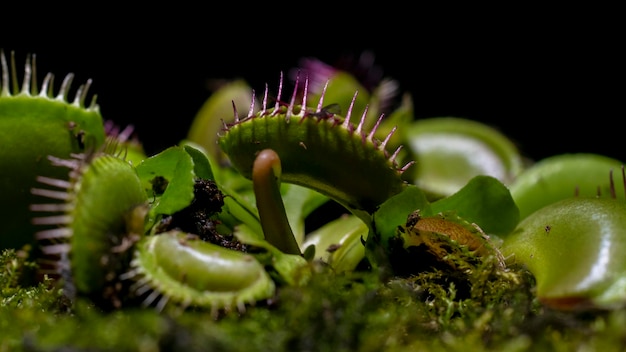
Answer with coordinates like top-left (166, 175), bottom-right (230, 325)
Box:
top-left (2, 248), bottom-right (626, 351)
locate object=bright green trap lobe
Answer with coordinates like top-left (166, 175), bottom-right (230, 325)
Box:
top-left (134, 231), bottom-right (275, 309)
top-left (219, 108), bottom-right (407, 219)
top-left (186, 79), bottom-right (254, 162)
top-left (151, 232), bottom-right (264, 291)
top-left (502, 197), bottom-right (626, 310)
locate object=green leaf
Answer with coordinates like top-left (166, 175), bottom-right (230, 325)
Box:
top-left (136, 146), bottom-right (196, 215)
top-left (371, 185), bottom-right (430, 249)
top-left (183, 143), bottom-right (214, 180)
top-left (430, 175), bottom-right (519, 237)
top-left (177, 139), bottom-right (263, 237)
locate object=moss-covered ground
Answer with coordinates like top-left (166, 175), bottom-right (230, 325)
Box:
top-left (2, 248), bottom-right (626, 351)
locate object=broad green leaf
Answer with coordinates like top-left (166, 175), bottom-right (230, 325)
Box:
top-left (136, 146), bottom-right (195, 215)
top-left (371, 185), bottom-right (430, 249)
top-left (182, 143), bottom-right (213, 180)
top-left (430, 175), bottom-right (519, 237)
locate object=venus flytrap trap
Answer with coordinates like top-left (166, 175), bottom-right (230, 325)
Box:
top-left (366, 177), bottom-right (518, 284)
top-left (0, 50), bottom-right (106, 250)
top-left (184, 79), bottom-right (335, 252)
top-left (128, 230), bottom-right (276, 316)
top-left (300, 214), bottom-right (369, 273)
top-left (501, 166), bottom-right (626, 311)
top-left (500, 152), bottom-right (626, 310)
top-left (403, 116), bottom-right (525, 200)
top-left (30, 140), bottom-right (149, 309)
top-left (217, 72), bottom-right (414, 226)
top-left (186, 79), bottom-right (255, 164)
top-left (508, 153), bottom-right (626, 220)
top-left (501, 196), bottom-right (626, 311)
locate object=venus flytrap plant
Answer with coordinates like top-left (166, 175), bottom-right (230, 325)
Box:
top-left (4, 69), bottom-right (271, 313)
top-left (214, 66), bottom-right (525, 281)
top-left (7, 49), bottom-right (626, 350)
top-left (215, 72), bottom-right (422, 274)
top-left (28, 135), bottom-right (300, 314)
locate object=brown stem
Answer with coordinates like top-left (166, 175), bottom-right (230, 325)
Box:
top-left (252, 149), bottom-right (300, 255)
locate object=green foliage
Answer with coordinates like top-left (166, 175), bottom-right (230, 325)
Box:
top-left (430, 175), bottom-right (519, 237)
top-left (136, 146), bottom-right (197, 216)
top-left (372, 184), bottom-right (431, 251)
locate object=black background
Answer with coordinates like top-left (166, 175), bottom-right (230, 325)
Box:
top-left (3, 8), bottom-right (623, 163)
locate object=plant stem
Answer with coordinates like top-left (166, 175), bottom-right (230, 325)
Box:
top-left (252, 149), bottom-right (300, 255)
